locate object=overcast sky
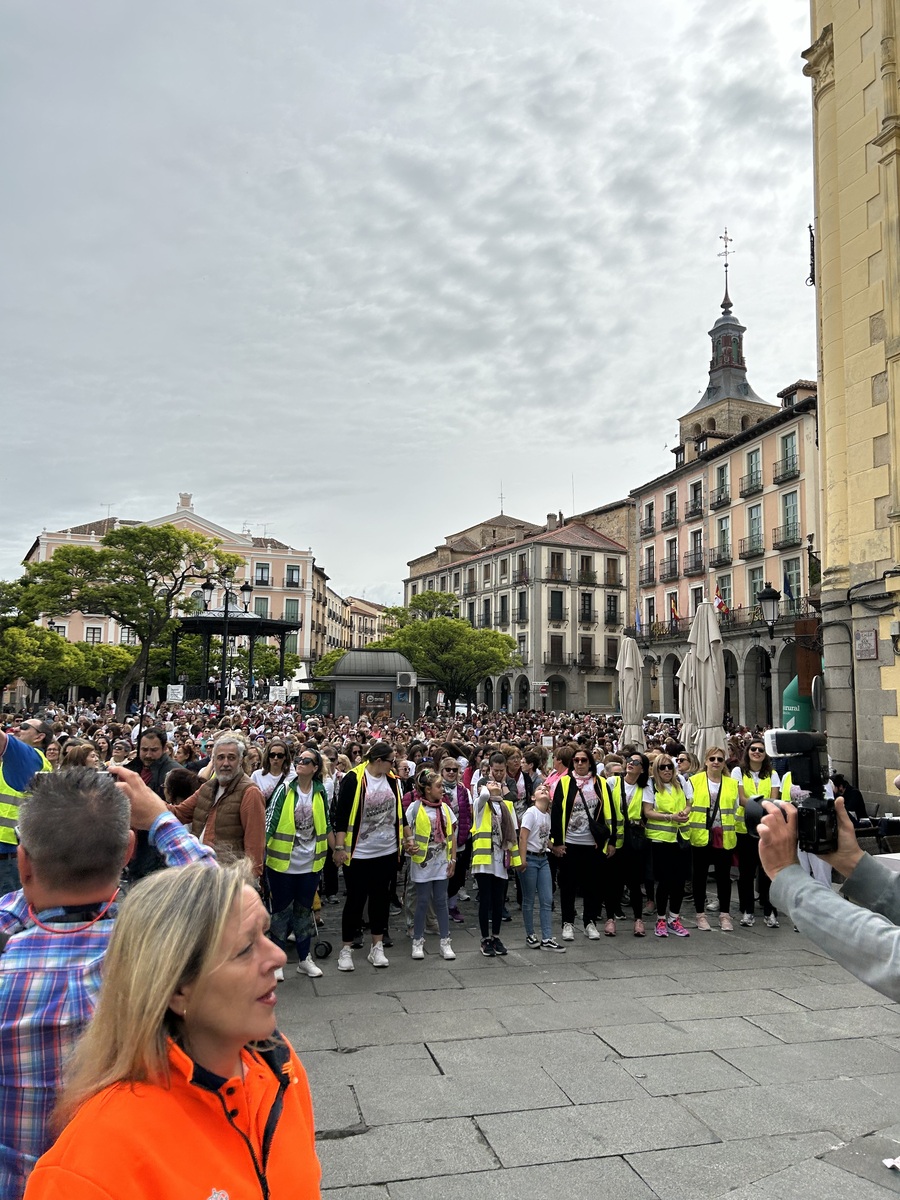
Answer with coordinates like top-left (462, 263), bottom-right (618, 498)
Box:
top-left (1, 0), bottom-right (815, 604)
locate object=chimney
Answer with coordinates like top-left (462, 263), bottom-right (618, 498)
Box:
top-left (546, 513), bottom-right (557, 530)
top-left (178, 493), bottom-right (194, 511)
top-left (558, 510), bottom-right (563, 526)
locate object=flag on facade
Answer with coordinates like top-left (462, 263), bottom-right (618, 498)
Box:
top-left (669, 595), bottom-right (680, 622)
top-left (783, 569), bottom-right (795, 601)
top-left (634, 602), bottom-right (642, 635)
top-left (713, 585), bottom-right (730, 614)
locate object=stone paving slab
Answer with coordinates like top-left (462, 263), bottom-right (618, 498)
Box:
top-left (331, 1008), bottom-right (507, 1049)
top-left (397, 981), bottom-right (549, 1013)
top-left (309, 1081), bottom-right (361, 1134)
top-left (773, 982), bottom-right (900, 1010)
top-left (720, 1040), bottom-right (900, 1086)
top-left (302, 1043), bottom-right (440, 1086)
top-left (743, 1006), bottom-right (900, 1043)
top-left (385, 1156), bottom-right (658, 1199)
top-left (321, 1186), bottom-right (389, 1200)
top-left (711, 1156), bottom-right (900, 1199)
top-left (536, 975), bottom-right (696, 1001)
top-left (428, 1028), bottom-right (616, 1073)
top-left (625, 1130), bottom-right (842, 1199)
top-left (476, 1096), bottom-right (717, 1166)
top-left (822, 1133), bottom-right (900, 1194)
top-left (497, 996), bottom-right (661, 1035)
top-left (275, 1018), bottom-right (337, 1053)
top-left (621, 1050), bottom-right (756, 1096)
top-left (596, 1015), bottom-right (781, 1058)
top-left (353, 1065), bottom-right (572, 1125)
top-left (664, 966), bottom-right (826, 993)
top-left (681, 1077), bottom-right (899, 1141)
top-left (710, 948), bottom-right (832, 970)
top-left (640, 988), bottom-right (805, 1020)
top-left (317, 1116), bottom-right (499, 1188)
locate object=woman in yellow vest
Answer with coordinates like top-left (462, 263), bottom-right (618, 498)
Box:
top-left (550, 747), bottom-right (607, 942)
top-left (732, 739), bottom-right (781, 928)
top-left (265, 747), bottom-right (334, 980)
top-left (644, 754), bottom-right (692, 937)
top-left (472, 755), bottom-right (521, 958)
top-left (402, 768), bottom-right (458, 961)
top-left (687, 746), bottom-right (740, 931)
top-left (603, 753), bottom-right (651, 937)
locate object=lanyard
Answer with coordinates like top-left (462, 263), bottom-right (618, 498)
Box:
top-left (28, 889), bottom-right (119, 934)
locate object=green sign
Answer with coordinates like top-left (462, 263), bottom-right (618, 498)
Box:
top-left (781, 675), bottom-right (811, 731)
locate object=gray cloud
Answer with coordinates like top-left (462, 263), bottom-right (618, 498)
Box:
top-left (1, 0), bottom-right (814, 601)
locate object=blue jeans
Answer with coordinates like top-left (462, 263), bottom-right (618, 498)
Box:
top-left (521, 853), bottom-right (553, 939)
top-left (266, 869), bottom-right (319, 961)
top-left (0, 853), bottom-right (20, 899)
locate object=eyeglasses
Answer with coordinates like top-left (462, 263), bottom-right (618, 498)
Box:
top-left (573, 756), bottom-right (589, 763)
top-left (442, 767), bottom-right (459, 773)
top-left (749, 746), bottom-right (765, 754)
top-left (676, 756), bottom-right (689, 763)
top-left (627, 759), bottom-right (643, 767)
top-left (658, 764), bottom-right (675, 770)
top-left (268, 752), bottom-right (286, 760)
top-left (707, 756), bottom-right (725, 763)
top-left (297, 757), bottom-right (317, 766)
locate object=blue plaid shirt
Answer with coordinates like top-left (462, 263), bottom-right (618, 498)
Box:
top-left (0, 813), bottom-right (216, 1197)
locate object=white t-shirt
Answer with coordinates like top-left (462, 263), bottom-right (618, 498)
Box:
top-left (289, 783), bottom-right (318, 873)
top-left (566, 775), bottom-right (600, 846)
top-left (253, 767), bottom-right (296, 803)
top-left (521, 805), bottom-right (551, 855)
top-left (472, 789), bottom-right (517, 877)
top-left (353, 771), bottom-right (399, 860)
top-left (406, 799), bottom-right (457, 883)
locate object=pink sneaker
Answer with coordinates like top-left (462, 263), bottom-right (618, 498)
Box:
top-left (654, 918), bottom-right (668, 938)
top-left (667, 916), bottom-right (690, 938)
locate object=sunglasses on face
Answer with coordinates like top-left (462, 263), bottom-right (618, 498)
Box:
top-left (443, 767), bottom-right (459, 773)
top-left (573, 756), bottom-right (589, 763)
top-left (269, 752), bottom-right (286, 760)
top-left (707, 756), bottom-right (725, 763)
top-left (749, 746), bottom-right (765, 753)
top-left (658, 764), bottom-right (674, 770)
top-left (297, 757), bottom-right (317, 765)
top-left (627, 759), bottom-right (642, 767)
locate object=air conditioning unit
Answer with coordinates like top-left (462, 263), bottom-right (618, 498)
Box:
top-left (397, 670), bottom-right (417, 688)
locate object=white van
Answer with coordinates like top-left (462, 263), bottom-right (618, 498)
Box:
top-left (644, 712), bottom-right (681, 726)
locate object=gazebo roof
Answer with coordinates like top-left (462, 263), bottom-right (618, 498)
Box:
top-left (328, 649), bottom-right (416, 677)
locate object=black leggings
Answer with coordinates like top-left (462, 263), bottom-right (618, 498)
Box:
top-left (558, 844), bottom-right (602, 927)
top-left (691, 844), bottom-right (733, 913)
top-left (341, 853), bottom-right (395, 943)
top-left (651, 840), bottom-right (685, 916)
top-left (604, 847), bottom-right (643, 920)
top-left (476, 873), bottom-right (506, 938)
top-left (736, 834), bottom-right (761, 914)
top-left (448, 839), bottom-right (472, 901)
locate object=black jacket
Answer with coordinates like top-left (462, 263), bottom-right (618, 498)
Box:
top-left (123, 753), bottom-right (179, 878)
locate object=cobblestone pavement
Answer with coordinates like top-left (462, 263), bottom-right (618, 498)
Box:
top-left (275, 902), bottom-right (900, 1199)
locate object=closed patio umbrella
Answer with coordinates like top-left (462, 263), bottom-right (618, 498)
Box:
top-left (676, 650), bottom-right (698, 756)
top-left (690, 600), bottom-right (727, 764)
top-left (616, 636), bottom-right (645, 751)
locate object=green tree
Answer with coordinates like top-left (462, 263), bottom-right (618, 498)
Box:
top-left (20, 525), bottom-right (241, 719)
top-left (381, 590), bottom-right (458, 630)
top-left (371, 617), bottom-right (518, 707)
top-left (312, 648), bottom-right (346, 682)
top-left (0, 625), bottom-right (89, 698)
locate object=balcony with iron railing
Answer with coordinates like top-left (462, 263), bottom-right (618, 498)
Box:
top-left (773, 454), bottom-right (800, 484)
top-left (661, 507), bottom-right (678, 530)
top-left (573, 654), bottom-right (596, 671)
top-left (544, 568), bottom-right (571, 583)
top-left (604, 571), bottom-right (624, 588)
top-left (683, 550), bottom-right (705, 576)
top-left (495, 612), bottom-right (511, 628)
top-left (543, 650), bottom-right (570, 668)
top-left (477, 614), bottom-right (492, 627)
top-left (547, 606), bottom-right (569, 623)
top-left (638, 564), bottom-right (656, 586)
top-left (512, 568), bottom-right (530, 584)
top-left (739, 471), bottom-right (763, 497)
top-left (738, 534), bottom-right (765, 559)
top-left (708, 543), bottom-right (732, 567)
top-left (578, 608), bottom-right (598, 626)
top-left (463, 582), bottom-right (478, 595)
top-left (576, 569), bottom-right (597, 585)
top-left (623, 595), bottom-right (816, 643)
top-left (684, 497), bottom-right (704, 521)
top-left (605, 608), bottom-right (620, 627)
top-left (709, 485), bottom-right (730, 510)
top-left (284, 577), bottom-right (301, 588)
top-left (772, 522), bottom-right (801, 549)
top-left (640, 517), bottom-right (655, 537)
top-left (658, 557), bottom-right (679, 582)
top-left (515, 611), bottom-right (529, 624)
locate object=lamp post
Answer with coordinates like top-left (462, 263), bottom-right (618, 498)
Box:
top-left (201, 571), bottom-right (253, 707)
top-left (756, 581), bottom-right (782, 653)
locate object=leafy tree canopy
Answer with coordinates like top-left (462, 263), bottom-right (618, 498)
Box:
top-left (382, 590), bottom-right (459, 629)
top-left (371, 617), bottom-right (517, 705)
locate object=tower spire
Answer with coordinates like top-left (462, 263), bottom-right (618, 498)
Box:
top-left (718, 227), bottom-right (734, 313)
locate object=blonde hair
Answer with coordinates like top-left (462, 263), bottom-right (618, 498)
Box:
top-left (53, 860), bottom-right (254, 1132)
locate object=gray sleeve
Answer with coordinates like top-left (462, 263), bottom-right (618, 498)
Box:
top-left (769, 863), bottom-right (900, 1003)
top-left (841, 854), bottom-right (900, 924)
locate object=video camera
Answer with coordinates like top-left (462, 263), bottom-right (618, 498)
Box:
top-left (754, 729), bottom-right (836, 855)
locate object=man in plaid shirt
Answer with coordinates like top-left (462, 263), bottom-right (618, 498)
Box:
top-left (0, 740), bottom-right (215, 1198)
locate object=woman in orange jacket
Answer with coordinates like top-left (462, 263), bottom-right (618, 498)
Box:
top-left (24, 860), bottom-right (321, 1200)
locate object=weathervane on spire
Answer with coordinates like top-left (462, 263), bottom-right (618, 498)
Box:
top-left (718, 228), bottom-right (734, 313)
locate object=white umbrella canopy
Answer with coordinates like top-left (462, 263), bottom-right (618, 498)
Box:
top-left (676, 651), bottom-right (698, 756)
top-left (615, 636), bottom-right (645, 751)
top-left (690, 600), bottom-right (727, 764)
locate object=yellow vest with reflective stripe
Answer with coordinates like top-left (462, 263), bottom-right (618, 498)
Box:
top-left (265, 780), bottom-right (329, 874)
top-left (604, 776), bottom-right (646, 850)
top-left (686, 772), bottom-right (739, 850)
top-left (558, 774), bottom-right (609, 845)
top-left (645, 784), bottom-right (688, 844)
top-left (0, 747), bottom-right (51, 848)
top-left (343, 763), bottom-right (403, 862)
top-left (471, 797), bottom-right (522, 869)
top-left (734, 772), bottom-right (774, 835)
top-left (407, 800), bottom-right (454, 864)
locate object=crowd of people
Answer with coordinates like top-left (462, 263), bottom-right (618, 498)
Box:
top-left (0, 695), bottom-right (878, 1198)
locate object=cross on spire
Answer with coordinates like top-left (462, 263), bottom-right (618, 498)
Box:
top-left (717, 227), bottom-right (734, 313)
top-left (499, 481), bottom-right (505, 515)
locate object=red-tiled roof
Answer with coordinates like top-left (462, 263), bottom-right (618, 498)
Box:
top-left (777, 379), bottom-right (817, 397)
top-left (51, 518), bottom-right (141, 536)
top-left (252, 536), bottom-right (289, 550)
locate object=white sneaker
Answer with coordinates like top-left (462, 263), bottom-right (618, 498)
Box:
top-left (456, 888), bottom-right (470, 902)
top-left (765, 913), bottom-right (780, 928)
top-left (274, 967), bottom-right (285, 982)
top-left (439, 938), bottom-right (456, 960)
top-left (740, 913), bottom-right (755, 927)
top-left (297, 955), bottom-right (323, 978)
top-left (368, 943), bottom-right (389, 968)
top-left (584, 922), bottom-right (601, 940)
top-left (337, 947), bottom-right (354, 972)
top-left (411, 938), bottom-right (425, 960)
top-left (562, 922), bottom-right (575, 941)
top-left (706, 899), bottom-right (720, 913)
